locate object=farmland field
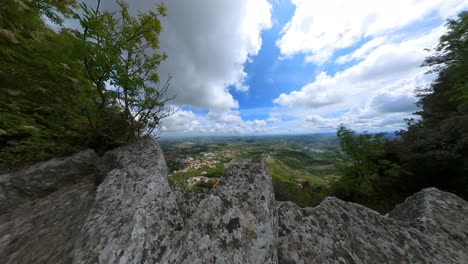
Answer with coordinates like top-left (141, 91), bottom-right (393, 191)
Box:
top-left (159, 134), bottom-right (339, 207)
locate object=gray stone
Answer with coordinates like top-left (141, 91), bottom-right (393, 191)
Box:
top-left (0, 182), bottom-right (96, 264)
top-left (277, 188), bottom-right (468, 264)
top-left (388, 187), bottom-right (468, 262)
top-left (1, 139), bottom-right (468, 264)
top-left (0, 149), bottom-right (99, 215)
top-left (72, 139), bottom-right (184, 264)
top-left (172, 186), bottom-right (206, 221)
top-left (161, 160), bottom-right (278, 264)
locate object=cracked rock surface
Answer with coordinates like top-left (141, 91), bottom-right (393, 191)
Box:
top-left (276, 190), bottom-right (468, 264)
top-left (161, 161), bottom-right (278, 264)
top-left (1, 139), bottom-right (467, 264)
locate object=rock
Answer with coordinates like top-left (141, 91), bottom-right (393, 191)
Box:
top-left (172, 186), bottom-right (206, 220)
top-left (388, 187), bottom-right (468, 261)
top-left (0, 149), bottom-right (99, 215)
top-left (72, 139), bottom-right (184, 264)
top-left (161, 160), bottom-right (278, 264)
top-left (1, 140), bottom-right (468, 264)
top-left (0, 182), bottom-right (96, 264)
top-left (277, 188), bottom-right (468, 264)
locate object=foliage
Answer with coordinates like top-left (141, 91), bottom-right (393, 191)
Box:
top-left (334, 125), bottom-right (385, 191)
top-left (0, 1), bottom-right (95, 169)
top-left (76, 0), bottom-right (174, 144)
top-left (0, 0), bottom-right (174, 170)
top-left (167, 160), bottom-right (184, 172)
top-left (272, 176), bottom-right (327, 208)
top-left (0, 0), bottom-right (77, 26)
top-left (332, 125), bottom-right (403, 212)
top-left (390, 12), bottom-right (468, 199)
top-left (330, 12), bottom-right (468, 211)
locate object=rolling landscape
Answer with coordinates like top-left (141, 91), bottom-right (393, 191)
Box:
top-left (1, 0), bottom-right (467, 263)
top-left (161, 134), bottom-right (339, 207)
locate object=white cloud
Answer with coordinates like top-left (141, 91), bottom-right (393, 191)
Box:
top-left (335, 37), bottom-right (387, 65)
top-left (273, 25), bottom-right (446, 132)
top-left (370, 90), bottom-right (419, 114)
top-left (275, 27), bottom-right (444, 109)
top-left (160, 110), bottom-right (204, 133)
top-left (247, 119), bottom-right (267, 128)
top-left (207, 110), bottom-right (243, 124)
top-left (276, 0), bottom-right (468, 64)
top-left (274, 72), bottom-right (343, 108)
top-left (269, 0), bottom-right (466, 133)
top-left (158, 0), bottom-right (272, 111)
top-left (87, 0), bottom-right (273, 134)
top-left (267, 111), bottom-right (282, 123)
top-left (161, 109), bottom-right (271, 135)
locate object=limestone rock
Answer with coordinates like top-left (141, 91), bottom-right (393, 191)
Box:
top-left (0, 149), bottom-right (99, 215)
top-left (277, 189), bottom-right (468, 264)
top-left (72, 139), bottom-right (184, 264)
top-left (161, 161), bottom-right (278, 264)
top-left (0, 182), bottom-right (96, 264)
top-left (388, 187), bottom-right (468, 261)
top-left (1, 139), bottom-right (468, 264)
top-left (172, 186), bottom-right (206, 220)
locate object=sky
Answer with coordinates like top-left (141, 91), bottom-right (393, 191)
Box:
top-left (88, 0), bottom-right (468, 136)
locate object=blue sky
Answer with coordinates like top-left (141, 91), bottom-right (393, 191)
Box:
top-left (153, 0), bottom-right (468, 136)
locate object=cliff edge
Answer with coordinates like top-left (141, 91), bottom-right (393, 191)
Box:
top-left (1, 140), bottom-right (467, 263)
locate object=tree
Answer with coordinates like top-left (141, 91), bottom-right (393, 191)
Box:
top-left (76, 0), bottom-right (175, 144)
top-left (333, 125), bottom-right (403, 211)
top-left (0, 0), bottom-right (77, 26)
top-left (334, 126), bottom-right (384, 199)
top-left (0, 0), bottom-right (175, 169)
top-left (392, 12), bottom-right (468, 198)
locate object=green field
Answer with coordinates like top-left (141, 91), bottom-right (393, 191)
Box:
top-left (160, 134), bottom-right (339, 207)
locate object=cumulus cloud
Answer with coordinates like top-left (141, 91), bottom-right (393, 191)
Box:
top-left (160, 110), bottom-right (203, 133)
top-left (272, 25), bottom-right (447, 132)
top-left (276, 0), bottom-right (468, 64)
top-left (270, 0), bottom-right (468, 132)
top-left (85, 0), bottom-right (272, 134)
top-left (78, 0), bottom-right (466, 135)
top-left (207, 110), bottom-right (243, 124)
top-left (161, 109), bottom-right (271, 135)
top-left (370, 91), bottom-right (419, 113)
top-left (81, 0), bottom-right (272, 96)
top-left (274, 72), bottom-right (343, 108)
top-left (274, 26), bottom-right (444, 109)
top-left (158, 0), bottom-right (272, 111)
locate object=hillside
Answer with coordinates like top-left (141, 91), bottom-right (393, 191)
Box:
top-left (161, 135), bottom-right (338, 208)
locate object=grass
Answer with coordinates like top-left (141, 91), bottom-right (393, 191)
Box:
top-left (267, 151), bottom-right (339, 207)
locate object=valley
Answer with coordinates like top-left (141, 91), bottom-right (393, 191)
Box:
top-left (160, 134), bottom-right (340, 207)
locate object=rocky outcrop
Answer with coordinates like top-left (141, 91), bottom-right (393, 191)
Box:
top-left (160, 161), bottom-right (278, 264)
top-left (0, 149), bottom-right (99, 215)
top-left (276, 191), bottom-right (468, 263)
top-left (0, 182), bottom-right (96, 264)
top-left (1, 139), bottom-right (468, 264)
top-left (72, 140), bottom-right (184, 264)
